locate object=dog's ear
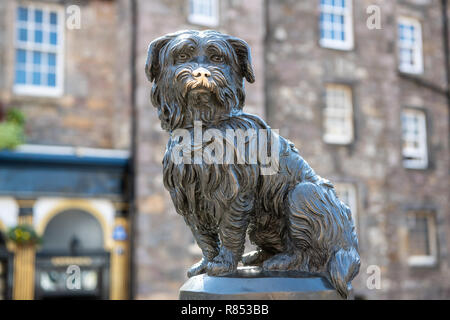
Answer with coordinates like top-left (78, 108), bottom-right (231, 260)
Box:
top-left (145, 34), bottom-right (176, 82)
top-left (226, 37), bottom-right (255, 83)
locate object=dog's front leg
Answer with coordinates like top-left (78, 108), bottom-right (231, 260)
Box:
top-left (184, 215), bottom-right (220, 277)
top-left (188, 229), bottom-right (220, 277)
top-left (206, 208), bottom-right (249, 276)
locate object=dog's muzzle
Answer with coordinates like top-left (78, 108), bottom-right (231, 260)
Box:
top-left (189, 67), bottom-right (214, 93)
top-left (192, 67), bottom-right (211, 82)
top-left (179, 67), bottom-right (217, 98)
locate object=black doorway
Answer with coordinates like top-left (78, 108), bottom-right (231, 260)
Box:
top-left (34, 209), bottom-right (110, 300)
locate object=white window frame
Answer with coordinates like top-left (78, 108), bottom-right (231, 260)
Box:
top-left (319, 0), bottom-right (354, 51)
top-left (188, 0), bottom-right (219, 27)
top-left (323, 84), bottom-right (354, 145)
top-left (13, 2), bottom-right (65, 97)
top-left (334, 183), bottom-right (358, 229)
top-left (401, 109), bottom-right (428, 169)
top-left (407, 211), bottom-right (437, 267)
top-left (397, 16), bottom-right (423, 74)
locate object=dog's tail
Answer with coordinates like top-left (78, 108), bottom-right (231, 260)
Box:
top-left (327, 246), bottom-right (360, 299)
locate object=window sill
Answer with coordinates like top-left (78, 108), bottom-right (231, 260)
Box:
top-left (408, 256), bottom-right (437, 268)
top-left (398, 67), bottom-right (424, 76)
top-left (13, 85), bottom-right (63, 98)
top-left (319, 39), bottom-right (354, 51)
top-left (187, 16), bottom-right (219, 28)
top-left (323, 136), bottom-right (354, 145)
top-left (403, 160), bottom-right (429, 170)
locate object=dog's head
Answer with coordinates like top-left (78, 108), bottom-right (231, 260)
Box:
top-left (145, 30), bottom-right (255, 132)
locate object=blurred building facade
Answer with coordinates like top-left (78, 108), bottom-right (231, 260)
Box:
top-left (264, 0), bottom-right (450, 299)
top-left (0, 0), bottom-right (132, 299)
top-left (0, 0), bottom-right (448, 300)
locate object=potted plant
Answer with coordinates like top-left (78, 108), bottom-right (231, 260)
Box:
top-left (7, 224), bottom-right (41, 247)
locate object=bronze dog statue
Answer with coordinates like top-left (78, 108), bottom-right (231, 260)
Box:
top-left (145, 30), bottom-right (360, 299)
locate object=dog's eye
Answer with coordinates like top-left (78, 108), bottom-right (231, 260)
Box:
top-left (210, 55), bottom-right (224, 63)
top-left (177, 53), bottom-right (189, 62)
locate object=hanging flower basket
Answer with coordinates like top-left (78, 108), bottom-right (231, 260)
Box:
top-left (7, 224), bottom-right (41, 246)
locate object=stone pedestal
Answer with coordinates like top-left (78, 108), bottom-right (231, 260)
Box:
top-left (179, 266), bottom-right (346, 300)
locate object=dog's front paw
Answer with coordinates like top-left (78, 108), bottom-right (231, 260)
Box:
top-left (206, 247), bottom-right (237, 276)
top-left (206, 260), bottom-right (236, 276)
top-left (187, 258), bottom-right (208, 278)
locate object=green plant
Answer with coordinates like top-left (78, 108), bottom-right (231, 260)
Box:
top-left (0, 108), bottom-right (26, 150)
top-left (5, 108), bottom-right (26, 126)
top-left (7, 224), bottom-right (41, 246)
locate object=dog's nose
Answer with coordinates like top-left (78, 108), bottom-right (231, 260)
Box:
top-left (192, 67), bottom-right (211, 80)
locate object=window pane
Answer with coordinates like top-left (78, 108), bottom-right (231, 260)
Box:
top-left (15, 70), bottom-right (27, 84)
top-left (35, 9), bottom-right (43, 24)
top-left (398, 18), bottom-right (422, 73)
top-left (408, 215), bottom-right (430, 256)
top-left (48, 53), bottom-right (56, 66)
top-left (188, 0), bottom-right (218, 25)
top-left (50, 12), bottom-right (58, 25)
top-left (18, 28), bottom-right (28, 42)
top-left (33, 51), bottom-right (41, 65)
top-left (400, 49), bottom-right (412, 64)
top-left (35, 30), bottom-right (43, 43)
top-left (17, 7), bottom-right (28, 21)
top-left (324, 85), bottom-right (353, 143)
top-left (401, 109), bottom-right (427, 168)
top-left (32, 72), bottom-right (41, 85)
top-left (50, 32), bottom-right (58, 45)
top-left (16, 49), bottom-right (27, 64)
top-left (48, 73), bottom-right (56, 87)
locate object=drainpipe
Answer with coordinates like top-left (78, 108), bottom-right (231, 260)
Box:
top-left (129, 0), bottom-right (138, 300)
top-left (263, 0), bottom-right (270, 121)
top-left (441, 0), bottom-right (450, 147)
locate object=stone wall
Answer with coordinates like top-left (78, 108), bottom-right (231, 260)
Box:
top-left (265, 0), bottom-right (449, 299)
top-left (0, 0), bottom-right (130, 149)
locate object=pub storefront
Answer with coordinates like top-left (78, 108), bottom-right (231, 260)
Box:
top-left (0, 145), bottom-right (131, 300)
